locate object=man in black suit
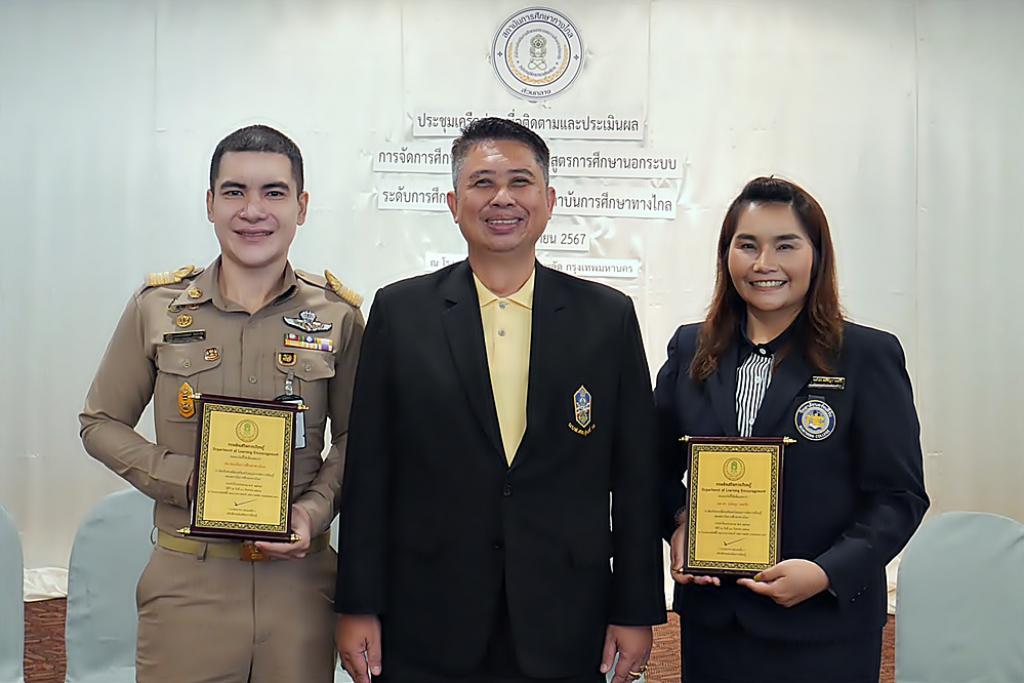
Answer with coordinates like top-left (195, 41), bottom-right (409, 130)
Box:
top-left (335, 118), bottom-right (665, 683)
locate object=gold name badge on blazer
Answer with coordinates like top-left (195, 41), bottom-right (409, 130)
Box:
top-left (807, 375), bottom-right (846, 391)
top-left (178, 382), bottom-right (196, 419)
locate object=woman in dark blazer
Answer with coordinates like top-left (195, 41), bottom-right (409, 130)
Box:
top-left (655, 177), bottom-right (929, 683)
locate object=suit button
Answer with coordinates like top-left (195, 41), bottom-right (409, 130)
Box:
top-left (503, 484), bottom-right (512, 497)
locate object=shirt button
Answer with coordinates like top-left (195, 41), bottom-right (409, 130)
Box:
top-left (749, 418), bottom-right (755, 424)
top-left (754, 376), bottom-right (762, 384)
top-left (503, 483), bottom-right (513, 497)
top-left (303, 363), bottom-right (312, 372)
top-left (499, 301), bottom-right (508, 310)
top-left (248, 376), bottom-right (258, 384)
top-left (498, 329), bottom-right (506, 337)
top-left (758, 348), bottom-right (768, 356)
top-left (182, 359), bottom-right (191, 368)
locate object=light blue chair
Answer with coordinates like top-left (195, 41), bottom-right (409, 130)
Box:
top-left (0, 504), bottom-right (24, 683)
top-left (896, 511), bottom-right (1024, 683)
top-left (65, 488), bottom-right (153, 683)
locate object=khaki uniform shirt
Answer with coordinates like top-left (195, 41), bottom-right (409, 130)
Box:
top-left (80, 259), bottom-right (363, 536)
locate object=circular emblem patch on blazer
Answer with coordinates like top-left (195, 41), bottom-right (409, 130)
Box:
top-left (492, 7), bottom-right (584, 100)
top-left (794, 399), bottom-right (836, 441)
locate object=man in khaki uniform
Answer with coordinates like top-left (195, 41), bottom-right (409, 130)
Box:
top-left (80, 124), bottom-right (363, 683)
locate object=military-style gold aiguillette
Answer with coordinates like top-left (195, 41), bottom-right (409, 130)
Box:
top-left (187, 287), bottom-right (202, 299)
top-left (146, 264), bottom-right (197, 287)
top-left (175, 314), bottom-right (193, 328)
top-left (324, 269), bottom-right (364, 308)
top-left (204, 347), bottom-right (220, 362)
top-left (178, 382), bottom-right (196, 419)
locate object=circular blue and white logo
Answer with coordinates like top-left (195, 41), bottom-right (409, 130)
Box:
top-left (492, 7), bottom-right (584, 100)
top-left (794, 399), bottom-right (836, 441)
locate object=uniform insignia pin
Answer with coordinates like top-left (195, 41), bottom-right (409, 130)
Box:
top-left (278, 352), bottom-right (297, 367)
top-left (283, 309), bottom-right (333, 333)
top-left (204, 347), bottom-right (220, 362)
top-left (175, 314), bottom-right (193, 328)
top-left (568, 385), bottom-right (596, 436)
top-left (187, 287), bottom-right (202, 299)
top-left (178, 382), bottom-right (195, 419)
top-left (795, 399), bottom-right (836, 441)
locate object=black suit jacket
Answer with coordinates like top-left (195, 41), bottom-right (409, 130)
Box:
top-left (655, 322), bottom-right (928, 641)
top-left (336, 261), bottom-right (665, 678)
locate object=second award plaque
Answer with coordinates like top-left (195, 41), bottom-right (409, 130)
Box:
top-left (188, 394), bottom-right (299, 542)
top-left (682, 436), bottom-right (787, 576)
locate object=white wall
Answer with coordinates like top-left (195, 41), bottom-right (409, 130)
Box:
top-left (0, 0), bottom-right (1020, 586)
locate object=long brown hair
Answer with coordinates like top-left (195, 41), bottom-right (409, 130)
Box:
top-left (690, 177), bottom-right (844, 382)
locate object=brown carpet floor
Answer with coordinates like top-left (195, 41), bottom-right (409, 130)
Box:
top-left (24, 600), bottom-right (895, 682)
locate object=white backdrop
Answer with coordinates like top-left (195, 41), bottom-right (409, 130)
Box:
top-left (1, 0), bottom-right (1021, 596)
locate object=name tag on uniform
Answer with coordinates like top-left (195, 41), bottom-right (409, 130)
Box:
top-left (163, 330), bottom-right (207, 344)
top-left (807, 375), bottom-right (845, 391)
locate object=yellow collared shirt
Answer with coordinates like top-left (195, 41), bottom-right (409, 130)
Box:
top-left (474, 270), bottom-right (534, 465)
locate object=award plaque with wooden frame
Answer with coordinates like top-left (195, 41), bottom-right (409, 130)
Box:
top-left (185, 394), bottom-right (299, 542)
top-left (681, 435), bottom-right (791, 577)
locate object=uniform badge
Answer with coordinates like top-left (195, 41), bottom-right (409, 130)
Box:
top-left (283, 310), bottom-right (333, 333)
top-left (807, 375), bottom-right (846, 391)
top-left (278, 352), bottom-right (297, 367)
top-left (568, 385), bottom-right (595, 436)
top-left (175, 314), bottom-right (193, 328)
top-left (283, 333), bottom-right (334, 353)
top-left (178, 382), bottom-right (195, 419)
top-left (204, 347), bottom-right (220, 362)
top-left (187, 287), bottom-right (202, 299)
top-left (163, 330), bottom-right (206, 344)
top-left (795, 399), bottom-right (836, 441)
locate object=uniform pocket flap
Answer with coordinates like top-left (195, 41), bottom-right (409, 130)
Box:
top-left (156, 344), bottom-right (222, 377)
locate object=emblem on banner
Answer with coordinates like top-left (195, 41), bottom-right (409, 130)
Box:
top-left (569, 385), bottom-right (595, 436)
top-left (794, 399), bottom-right (836, 441)
top-left (492, 7), bottom-right (584, 100)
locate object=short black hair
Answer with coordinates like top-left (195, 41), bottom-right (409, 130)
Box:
top-left (209, 124), bottom-right (304, 192)
top-left (451, 117), bottom-right (550, 186)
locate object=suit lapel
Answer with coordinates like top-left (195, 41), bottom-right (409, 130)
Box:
top-left (752, 350), bottom-right (814, 437)
top-left (511, 263), bottom-right (567, 469)
top-left (708, 340), bottom-right (740, 437)
top-left (440, 261), bottom-right (504, 458)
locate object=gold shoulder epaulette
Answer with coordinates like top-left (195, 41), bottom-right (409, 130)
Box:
top-left (145, 264), bottom-right (201, 287)
top-left (325, 269), bottom-right (364, 308)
